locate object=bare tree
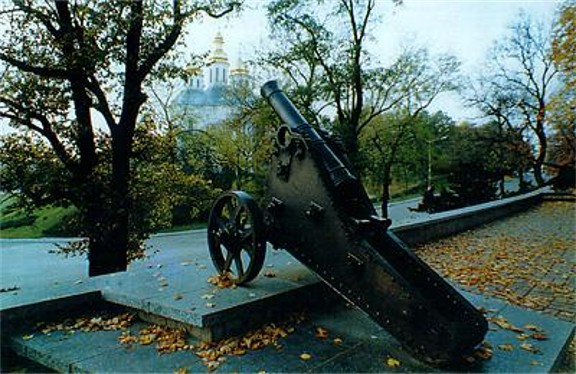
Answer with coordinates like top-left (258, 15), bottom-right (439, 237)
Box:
top-left (470, 12), bottom-right (557, 186)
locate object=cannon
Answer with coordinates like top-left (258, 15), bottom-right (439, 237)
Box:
top-left (206, 80), bottom-right (488, 365)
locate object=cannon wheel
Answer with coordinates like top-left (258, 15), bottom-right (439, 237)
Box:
top-left (207, 191), bottom-right (266, 285)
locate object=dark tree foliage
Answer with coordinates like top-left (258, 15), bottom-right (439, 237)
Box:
top-left (0, 0), bottom-right (240, 275)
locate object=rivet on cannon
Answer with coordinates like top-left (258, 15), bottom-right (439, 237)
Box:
top-left (267, 197), bottom-right (285, 212)
top-left (305, 201), bottom-right (325, 220)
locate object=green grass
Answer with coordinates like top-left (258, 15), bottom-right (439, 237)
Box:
top-left (157, 221), bottom-right (208, 234)
top-left (0, 197), bottom-right (77, 238)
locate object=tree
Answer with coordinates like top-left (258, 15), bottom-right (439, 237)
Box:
top-left (361, 109), bottom-right (455, 217)
top-left (444, 123), bottom-right (516, 205)
top-left (356, 46), bottom-right (460, 218)
top-left (0, 0), bottom-right (240, 276)
top-left (547, 0), bottom-right (576, 180)
top-left (263, 0), bottom-right (408, 171)
top-left (470, 12), bottom-right (558, 187)
top-left (552, 0), bottom-right (576, 86)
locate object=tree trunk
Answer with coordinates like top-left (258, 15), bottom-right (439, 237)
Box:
top-left (87, 128), bottom-right (132, 276)
top-left (88, 232), bottom-right (128, 276)
top-left (380, 167), bottom-right (392, 219)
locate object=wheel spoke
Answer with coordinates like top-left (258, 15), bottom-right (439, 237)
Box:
top-left (231, 204), bottom-right (243, 225)
top-left (215, 217), bottom-right (228, 232)
top-left (234, 252), bottom-right (245, 277)
top-left (223, 248), bottom-right (234, 271)
top-left (240, 228), bottom-right (254, 246)
top-left (223, 199), bottom-right (237, 221)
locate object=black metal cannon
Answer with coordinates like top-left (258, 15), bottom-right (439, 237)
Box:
top-left (207, 80), bottom-right (487, 365)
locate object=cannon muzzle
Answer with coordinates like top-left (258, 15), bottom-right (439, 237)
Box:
top-left (261, 80), bottom-right (357, 191)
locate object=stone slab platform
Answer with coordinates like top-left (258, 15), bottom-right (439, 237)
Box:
top-left (3, 248), bottom-right (574, 372)
top-left (6, 291), bottom-right (574, 373)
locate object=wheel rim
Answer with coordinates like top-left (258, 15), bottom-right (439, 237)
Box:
top-left (207, 191), bottom-right (266, 285)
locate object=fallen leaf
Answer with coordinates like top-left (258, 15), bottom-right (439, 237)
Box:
top-left (300, 353), bottom-right (312, 361)
top-left (206, 361), bottom-right (220, 371)
top-left (314, 327), bottom-right (329, 339)
top-left (206, 303), bottom-right (215, 308)
top-left (201, 294), bottom-right (215, 300)
top-left (531, 333), bottom-right (548, 340)
top-left (174, 367), bottom-right (188, 374)
top-left (516, 333), bottom-right (529, 341)
top-left (139, 334), bottom-right (156, 345)
top-left (22, 334), bottom-right (34, 340)
top-left (118, 332), bottom-right (138, 345)
top-left (386, 357), bottom-right (401, 368)
top-left (474, 346), bottom-right (493, 360)
top-left (263, 271), bottom-right (276, 278)
top-left (0, 286), bottom-right (20, 293)
top-left (524, 324), bottom-right (543, 331)
top-left (173, 294), bottom-right (183, 300)
top-left (498, 343), bottom-right (514, 351)
top-left (207, 273), bottom-right (234, 288)
top-left (520, 343), bottom-right (540, 354)
top-left (478, 307), bottom-right (497, 315)
top-left (530, 360), bottom-right (541, 366)
top-left (333, 337), bottom-right (343, 345)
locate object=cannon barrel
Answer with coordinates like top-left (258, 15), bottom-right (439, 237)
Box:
top-left (261, 80), bottom-right (357, 191)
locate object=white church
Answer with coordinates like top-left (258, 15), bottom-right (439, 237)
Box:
top-left (172, 32), bottom-right (251, 129)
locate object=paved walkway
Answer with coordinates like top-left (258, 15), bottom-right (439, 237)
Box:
top-left (414, 201), bottom-right (576, 323)
top-left (1, 194), bottom-right (574, 372)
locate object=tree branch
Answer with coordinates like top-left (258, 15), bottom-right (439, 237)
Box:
top-left (0, 52), bottom-right (68, 79)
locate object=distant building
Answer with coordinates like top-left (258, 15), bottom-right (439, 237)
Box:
top-left (172, 32), bottom-right (250, 129)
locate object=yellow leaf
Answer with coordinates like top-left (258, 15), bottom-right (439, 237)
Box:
top-left (206, 361), bottom-right (220, 371)
top-left (520, 343), bottom-right (540, 353)
top-left (498, 343), bottom-right (514, 351)
top-left (173, 294), bottom-right (183, 300)
top-left (22, 334), bottom-right (34, 340)
top-left (314, 327), bottom-right (329, 339)
top-left (300, 353), bottom-right (312, 361)
top-left (531, 333), bottom-right (548, 340)
top-left (333, 337), bottom-right (343, 345)
top-left (524, 324), bottom-right (542, 331)
top-left (474, 346), bottom-right (493, 360)
top-left (386, 357), bottom-right (401, 368)
top-left (139, 334), bottom-right (156, 345)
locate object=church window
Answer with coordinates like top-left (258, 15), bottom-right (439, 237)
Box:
top-left (210, 69), bottom-right (212, 83)
top-left (216, 67), bottom-right (219, 82)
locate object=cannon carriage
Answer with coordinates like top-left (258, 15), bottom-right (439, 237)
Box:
top-left (206, 80), bottom-right (487, 365)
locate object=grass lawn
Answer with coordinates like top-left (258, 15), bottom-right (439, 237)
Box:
top-left (0, 195), bottom-right (77, 238)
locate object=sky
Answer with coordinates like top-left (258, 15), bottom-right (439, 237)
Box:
top-left (185, 0), bottom-right (560, 123)
top-left (0, 0), bottom-right (560, 135)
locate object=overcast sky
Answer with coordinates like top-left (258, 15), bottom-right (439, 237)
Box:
top-left (0, 0), bottom-right (561, 135)
top-left (185, 0), bottom-right (560, 122)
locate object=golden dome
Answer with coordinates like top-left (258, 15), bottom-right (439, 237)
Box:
top-left (208, 32), bottom-right (229, 65)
